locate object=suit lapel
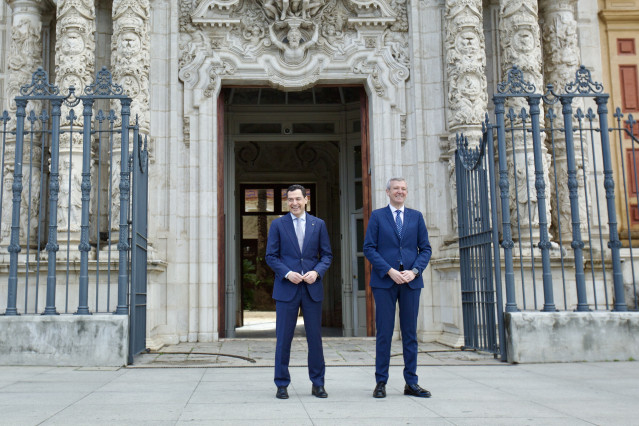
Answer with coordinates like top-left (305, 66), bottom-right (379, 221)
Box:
top-left (302, 214), bottom-right (316, 254)
top-left (282, 214), bottom-right (301, 255)
top-left (384, 205), bottom-right (402, 240)
top-left (402, 209), bottom-right (413, 236)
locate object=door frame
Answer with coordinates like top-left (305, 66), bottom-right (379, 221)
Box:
top-left (217, 86), bottom-right (373, 337)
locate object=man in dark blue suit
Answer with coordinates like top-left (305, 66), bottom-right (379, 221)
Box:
top-left (363, 177), bottom-right (432, 398)
top-left (265, 184), bottom-right (333, 400)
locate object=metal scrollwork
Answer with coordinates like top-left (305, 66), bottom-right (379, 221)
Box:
top-left (19, 67), bottom-right (60, 97)
top-left (497, 65), bottom-right (536, 95)
top-left (84, 66), bottom-right (125, 97)
top-left (564, 65), bottom-right (604, 95)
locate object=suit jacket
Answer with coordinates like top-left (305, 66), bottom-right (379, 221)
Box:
top-left (265, 213), bottom-right (333, 302)
top-left (363, 206), bottom-right (432, 289)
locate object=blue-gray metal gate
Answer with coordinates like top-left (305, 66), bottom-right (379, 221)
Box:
top-left (455, 126), bottom-right (505, 358)
top-left (129, 132), bottom-right (149, 362)
top-left (456, 65), bottom-right (638, 361)
top-left (1, 67), bottom-right (148, 363)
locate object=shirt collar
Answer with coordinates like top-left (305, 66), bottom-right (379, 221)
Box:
top-left (291, 212), bottom-right (306, 221)
top-left (389, 205), bottom-right (404, 214)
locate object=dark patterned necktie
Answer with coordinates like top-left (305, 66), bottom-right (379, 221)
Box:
top-left (395, 210), bottom-right (402, 237)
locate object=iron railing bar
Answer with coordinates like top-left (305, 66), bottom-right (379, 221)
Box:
top-left (63, 111), bottom-right (77, 314)
top-left (35, 113), bottom-right (49, 315)
top-left (24, 113), bottom-right (37, 313)
top-left (107, 110), bottom-right (116, 310)
top-left (625, 115), bottom-right (639, 310)
top-left (596, 96), bottom-right (626, 311)
top-left (546, 108), bottom-right (568, 310)
top-left (585, 110), bottom-right (608, 309)
top-left (575, 110), bottom-right (598, 310)
top-left (614, 110), bottom-right (634, 308)
top-left (0, 112), bottom-right (10, 233)
top-left (95, 111), bottom-right (104, 311)
top-left (508, 109), bottom-right (527, 309)
top-left (486, 121), bottom-right (507, 360)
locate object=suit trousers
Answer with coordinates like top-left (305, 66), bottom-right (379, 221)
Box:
top-left (372, 284), bottom-right (421, 385)
top-left (274, 283), bottom-right (325, 387)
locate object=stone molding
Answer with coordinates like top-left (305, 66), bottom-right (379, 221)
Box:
top-left (179, 0), bottom-right (410, 98)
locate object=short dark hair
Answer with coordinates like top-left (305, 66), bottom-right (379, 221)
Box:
top-left (287, 184), bottom-right (306, 197)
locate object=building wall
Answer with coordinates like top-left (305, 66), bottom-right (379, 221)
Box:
top-left (0, 0), bottom-right (615, 349)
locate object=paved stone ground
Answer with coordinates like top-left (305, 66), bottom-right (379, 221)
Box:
top-left (133, 339), bottom-right (500, 368)
top-left (1, 360), bottom-right (637, 425)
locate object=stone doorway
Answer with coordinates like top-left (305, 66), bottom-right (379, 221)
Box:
top-left (223, 86), bottom-right (367, 338)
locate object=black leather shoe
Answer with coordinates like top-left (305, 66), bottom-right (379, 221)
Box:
top-left (276, 386), bottom-right (289, 399)
top-left (373, 382), bottom-right (386, 398)
top-left (404, 383), bottom-right (431, 398)
top-left (312, 385), bottom-right (328, 398)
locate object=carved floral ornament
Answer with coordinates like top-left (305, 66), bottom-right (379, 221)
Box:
top-left (179, 0), bottom-right (410, 96)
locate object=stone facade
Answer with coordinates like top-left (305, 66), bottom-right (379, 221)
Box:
top-left (0, 0), bottom-right (622, 349)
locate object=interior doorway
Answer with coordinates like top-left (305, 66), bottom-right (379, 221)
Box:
top-left (222, 86), bottom-right (371, 338)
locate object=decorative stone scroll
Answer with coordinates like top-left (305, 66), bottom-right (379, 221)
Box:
top-left (179, 0), bottom-right (410, 96)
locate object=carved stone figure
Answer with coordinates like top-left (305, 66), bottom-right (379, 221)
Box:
top-left (269, 21), bottom-right (319, 64)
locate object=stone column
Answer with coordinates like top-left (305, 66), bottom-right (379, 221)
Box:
top-left (499, 0), bottom-right (551, 247)
top-left (108, 0), bottom-right (150, 241)
top-left (444, 0), bottom-right (488, 233)
top-left (54, 0), bottom-right (95, 260)
top-left (1, 0), bottom-right (44, 250)
top-left (540, 0), bottom-right (587, 244)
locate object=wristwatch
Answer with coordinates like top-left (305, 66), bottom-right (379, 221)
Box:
top-left (411, 268), bottom-right (419, 276)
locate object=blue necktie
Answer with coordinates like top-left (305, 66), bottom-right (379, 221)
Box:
top-left (395, 210), bottom-right (402, 237)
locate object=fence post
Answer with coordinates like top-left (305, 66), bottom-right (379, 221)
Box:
top-left (596, 95), bottom-right (627, 311)
top-left (76, 97), bottom-right (94, 315)
top-left (5, 99), bottom-right (28, 316)
top-left (529, 95), bottom-right (556, 312)
top-left (559, 95), bottom-right (589, 311)
top-left (115, 98), bottom-right (131, 315)
top-left (43, 98), bottom-right (63, 315)
top-left (494, 96), bottom-right (519, 312)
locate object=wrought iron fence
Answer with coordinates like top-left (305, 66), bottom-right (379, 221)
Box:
top-left (457, 64), bottom-right (638, 357)
top-left (0, 67), bottom-right (137, 316)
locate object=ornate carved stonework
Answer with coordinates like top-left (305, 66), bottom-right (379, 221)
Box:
top-left (445, 0), bottom-right (487, 233)
top-left (540, 0), bottom-right (588, 243)
top-left (179, 0), bottom-right (410, 96)
top-left (56, 0), bottom-right (95, 97)
top-left (499, 0), bottom-right (551, 241)
top-left (112, 0), bottom-right (151, 132)
top-left (55, 0), bottom-right (96, 256)
top-left (1, 1), bottom-right (45, 249)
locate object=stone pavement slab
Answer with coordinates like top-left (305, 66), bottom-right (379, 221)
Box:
top-left (1, 361), bottom-right (637, 425)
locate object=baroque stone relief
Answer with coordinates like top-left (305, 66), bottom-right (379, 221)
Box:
top-left (179, 0), bottom-right (410, 95)
top-left (112, 0), bottom-right (151, 132)
top-left (444, 0), bottom-right (487, 234)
